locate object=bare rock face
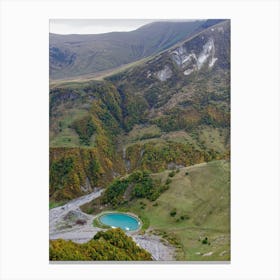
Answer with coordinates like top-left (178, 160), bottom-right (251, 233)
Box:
top-left (156, 65), bottom-right (172, 81)
top-left (171, 37), bottom-right (217, 76)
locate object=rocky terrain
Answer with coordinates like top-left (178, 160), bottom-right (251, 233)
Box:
top-left (49, 189), bottom-right (175, 260)
top-left (49, 19), bottom-right (230, 261)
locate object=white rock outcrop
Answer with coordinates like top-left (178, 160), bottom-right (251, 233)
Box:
top-left (171, 37), bottom-right (218, 75)
top-left (156, 65), bottom-right (172, 81)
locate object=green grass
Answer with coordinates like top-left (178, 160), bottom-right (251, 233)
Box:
top-left (197, 126), bottom-right (229, 154)
top-left (50, 108), bottom-right (92, 147)
top-left (49, 201), bottom-right (65, 209)
top-left (126, 124), bottom-right (162, 142)
top-left (115, 206), bottom-right (150, 231)
top-left (124, 160), bottom-right (230, 261)
top-left (93, 216), bottom-right (110, 229)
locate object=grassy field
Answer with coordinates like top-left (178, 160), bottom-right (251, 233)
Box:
top-left (196, 126), bottom-right (230, 154)
top-left (121, 124), bottom-right (229, 156)
top-left (49, 55), bottom-right (152, 89)
top-left (49, 201), bottom-right (66, 209)
top-left (119, 160), bottom-right (230, 261)
top-left (50, 108), bottom-right (92, 147)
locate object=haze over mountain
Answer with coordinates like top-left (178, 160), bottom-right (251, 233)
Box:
top-left (50, 19), bottom-right (225, 80)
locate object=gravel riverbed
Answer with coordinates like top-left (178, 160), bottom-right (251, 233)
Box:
top-left (49, 189), bottom-right (175, 261)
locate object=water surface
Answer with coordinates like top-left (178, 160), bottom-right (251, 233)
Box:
top-left (99, 213), bottom-right (140, 231)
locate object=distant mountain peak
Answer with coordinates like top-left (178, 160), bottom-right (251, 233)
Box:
top-left (50, 19), bottom-right (226, 80)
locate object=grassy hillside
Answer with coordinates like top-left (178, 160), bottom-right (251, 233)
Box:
top-left (50, 20), bottom-right (208, 80)
top-left (81, 160), bottom-right (230, 261)
top-left (49, 20), bottom-right (230, 205)
top-left (49, 20), bottom-right (230, 262)
top-left (146, 160), bottom-right (230, 261)
top-left (50, 147), bottom-right (125, 202)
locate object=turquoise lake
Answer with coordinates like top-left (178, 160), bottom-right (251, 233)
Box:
top-left (99, 213), bottom-right (140, 231)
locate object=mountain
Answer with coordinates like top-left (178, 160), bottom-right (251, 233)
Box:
top-left (49, 19), bottom-right (230, 202)
top-left (49, 20), bottom-right (226, 80)
top-left (49, 19), bottom-right (230, 261)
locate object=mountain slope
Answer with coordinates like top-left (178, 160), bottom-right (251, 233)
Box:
top-left (50, 228), bottom-right (152, 261)
top-left (81, 160), bottom-right (230, 261)
top-left (50, 20), bottom-right (226, 80)
top-left (49, 19), bottom-right (230, 203)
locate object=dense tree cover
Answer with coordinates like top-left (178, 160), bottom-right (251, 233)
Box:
top-left (116, 85), bottom-right (150, 131)
top-left (129, 170), bottom-right (168, 201)
top-left (50, 228), bottom-right (152, 261)
top-left (50, 21), bottom-right (230, 205)
top-left (49, 147), bottom-right (125, 203)
top-left (70, 115), bottom-right (96, 145)
top-left (152, 103), bottom-right (229, 133)
top-left (126, 141), bottom-right (221, 173)
top-left (102, 170), bottom-right (167, 207)
top-left (102, 179), bottom-right (130, 206)
top-left (50, 157), bottom-right (74, 190)
top-left (50, 75), bottom-right (229, 203)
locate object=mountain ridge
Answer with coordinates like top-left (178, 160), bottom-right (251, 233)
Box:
top-left (50, 20), bottom-right (229, 86)
top-left (49, 19), bottom-right (230, 202)
top-left (49, 19), bottom-right (230, 261)
top-left (50, 19), bottom-right (227, 80)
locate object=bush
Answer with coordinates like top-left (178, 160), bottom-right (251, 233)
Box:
top-left (70, 115), bottom-right (96, 146)
top-left (202, 237), bottom-right (208, 245)
top-left (102, 171), bottom-right (168, 206)
top-left (76, 219), bottom-right (87, 225)
top-left (169, 171), bottom-right (176, 178)
top-left (102, 179), bottom-right (130, 206)
top-left (185, 172), bottom-right (189, 176)
top-left (180, 214), bottom-right (190, 220)
top-left (170, 209), bottom-right (177, 217)
top-left (165, 178), bottom-right (172, 185)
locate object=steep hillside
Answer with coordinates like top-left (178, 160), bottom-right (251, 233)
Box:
top-left (50, 228), bottom-right (152, 261)
top-left (50, 20), bottom-right (226, 80)
top-left (49, 20), bottom-right (230, 203)
top-left (81, 160), bottom-right (230, 261)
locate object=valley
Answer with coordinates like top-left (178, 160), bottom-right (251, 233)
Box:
top-left (49, 160), bottom-right (229, 261)
top-left (49, 19), bottom-right (230, 261)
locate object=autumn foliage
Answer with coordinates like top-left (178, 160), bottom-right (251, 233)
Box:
top-left (50, 228), bottom-right (152, 261)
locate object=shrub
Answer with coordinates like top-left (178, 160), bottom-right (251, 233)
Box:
top-left (76, 219), bottom-right (87, 225)
top-left (102, 170), bottom-right (168, 206)
top-left (169, 171), bottom-right (176, 178)
top-left (102, 179), bottom-right (130, 206)
top-left (170, 209), bottom-right (177, 217)
top-left (180, 215), bottom-right (190, 220)
top-left (70, 115), bottom-right (96, 146)
top-left (165, 178), bottom-right (172, 185)
top-left (202, 237), bottom-right (208, 245)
